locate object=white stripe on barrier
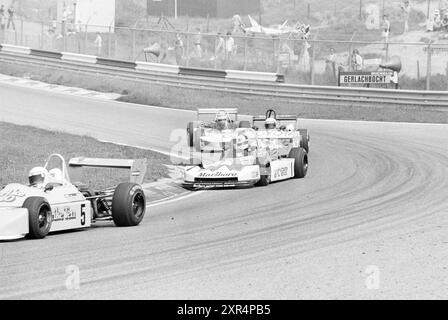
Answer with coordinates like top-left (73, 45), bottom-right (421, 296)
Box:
top-left (225, 69), bottom-right (279, 82)
top-left (0, 44), bottom-right (31, 55)
top-left (61, 52), bottom-right (98, 64)
top-left (135, 61), bottom-right (180, 74)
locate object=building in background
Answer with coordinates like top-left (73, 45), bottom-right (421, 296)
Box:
top-left (57, 0), bottom-right (115, 32)
top-left (147, 0), bottom-right (260, 18)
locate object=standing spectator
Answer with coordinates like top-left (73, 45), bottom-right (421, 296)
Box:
top-left (401, 1), bottom-right (411, 34)
top-left (325, 48), bottom-right (337, 82)
top-left (351, 49), bottom-right (363, 71)
top-left (193, 27), bottom-right (202, 59)
top-left (94, 32), bottom-right (103, 56)
top-left (215, 32), bottom-right (225, 59)
top-left (381, 15), bottom-right (391, 50)
top-left (0, 5), bottom-right (6, 33)
top-left (225, 32), bottom-right (235, 61)
top-left (174, 33), bottom-right (184, 65)
top-left (7, 5), bottom-right (15, 31)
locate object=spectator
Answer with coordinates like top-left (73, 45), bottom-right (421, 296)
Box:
top-left (94, 32), bottom-right (103, 56)
top-left (174, 33), bottom-right (184, 65)
top-left (381, 15), bottom-right (391, 49)
top-left (433, 10), bottom-right (442, 31)
top-left (0, 5), bottom-right (6, 32)
top-left (193, 27), bottom-right (202, 59)
top-left (225, 32), bottom-right (235, 61)
top-left (401, 1), bottom-right (411, 34)
top-left (325, 48), bottom-right (337, 82)
top-left (351, 49), bottom-right (363, 71)
top-left (7, 5), bottom-right (15, 30)
top-left (215, 32), bottom-right (225, 59)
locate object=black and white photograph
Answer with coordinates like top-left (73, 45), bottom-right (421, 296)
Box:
top-left (0, 0), bottom-right (447, 305)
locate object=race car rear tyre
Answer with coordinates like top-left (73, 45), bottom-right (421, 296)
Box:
top-left (299, 129), bottom-right (310, 153)
top-left (112, 183), bottom-right (146, 227)
top-left (23, 197), bottom-right (52, 239)
top-left (239, 121), bottom-right (251, 128)
top-left (289, 148), bottom-right (308, 179)
top-left (187, 122), bottom-right (194, 147)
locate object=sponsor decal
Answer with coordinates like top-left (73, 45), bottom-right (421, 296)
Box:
top-left (273, 167), bottom-right (289, 179)
top-left (53, 207), bottom-right (77, 222)
top-left (198, 171), bottom-right (238, 178)
top-left (0, 188), bottom-right (26, 203)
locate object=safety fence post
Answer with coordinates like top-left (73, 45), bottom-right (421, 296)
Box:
top-left (426, 41), bottom-right (432, 91)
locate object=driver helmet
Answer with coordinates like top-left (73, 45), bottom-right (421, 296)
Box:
top-left (286, 124), bottom-right (295, 132)
top-left (28, 167), bottom-right (48, 187)
top-left (215, 111), bottom-right (230, 130)
top-left (265, 117), bottom-right (277, 130)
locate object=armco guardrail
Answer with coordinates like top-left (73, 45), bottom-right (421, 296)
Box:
top-left (0, 44), bottom-right (447, 107)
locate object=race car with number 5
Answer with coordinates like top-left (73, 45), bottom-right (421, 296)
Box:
top-left (0, 154), bottom-right (147, 240)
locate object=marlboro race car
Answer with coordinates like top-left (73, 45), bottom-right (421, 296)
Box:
top-left (186, 109), bottom-right (252, 151)
top-left (183, 109), bottom-right (309, 189)
top-left (0, 154), bottom-right (147, 240)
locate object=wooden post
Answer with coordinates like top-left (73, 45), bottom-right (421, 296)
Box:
top-left (426, 42), bottom-right (432, 90)
top-left (244, 34), bottom-right (248, 71)
top-left (131, 28), bottom-right (136, 61)
top-left (417, 60), bottom-right (420, 81)
top-left (359, 0), bottom-right (363, 20)
top-left (108, 25), bottom-right (112, 58)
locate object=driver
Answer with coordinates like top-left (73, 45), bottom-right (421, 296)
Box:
top-left (264, 117), bottom-right (278, 130)
top-left (215, 111), bottom-right (231, 130)
top-left (28, 167), bottom-right (49, 188)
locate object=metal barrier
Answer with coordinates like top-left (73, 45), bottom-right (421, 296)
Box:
top-left (1, 47), bottom-right (447, 107)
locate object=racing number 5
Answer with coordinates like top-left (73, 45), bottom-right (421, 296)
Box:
top-left (80, 204), bottom-right (86, 226)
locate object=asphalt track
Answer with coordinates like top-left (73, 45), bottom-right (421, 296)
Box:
top-left (1, 83), bottom-right (448, 299)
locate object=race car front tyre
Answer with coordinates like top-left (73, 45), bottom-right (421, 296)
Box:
top-left (299, 129), bottom-right (310, 153)
top-left (112, 183), bottom-right (146, 227)
top-left (23, 197), bottom-right (52, 239)
top-left (290, 147), bottom-right (308, 179)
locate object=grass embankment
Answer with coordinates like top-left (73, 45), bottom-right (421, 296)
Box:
top-left (0, 122), bottom-right (169, 189)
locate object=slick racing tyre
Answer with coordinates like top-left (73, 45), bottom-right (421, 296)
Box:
top-left (298, 129), bottom-right (310, 153)
top-left (187, 122), bottom-right (195, 147)
top-left (112, 183), bottom-right (146, 227)
top-left (289, 148), bottom-right (308, 179)
top-left (23, 197), bottom-right (52, 239)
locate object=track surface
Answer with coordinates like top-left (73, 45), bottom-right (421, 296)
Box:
top-left (1, 83), bottom-right (448, 299)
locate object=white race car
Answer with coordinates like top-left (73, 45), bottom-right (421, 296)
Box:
top-left (0, 154), bottom-right (147, 240)
top-left (186, 108), bottom-right (252, 152)
top-left (183, 109), bottom-right (309, 189)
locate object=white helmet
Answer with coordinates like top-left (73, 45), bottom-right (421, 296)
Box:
top-left (265, 117), bottom-right (277, 130)
top-left (215, 111), bottom-right (230, 130)
top-left (286, 124), bottom-right (295, 132)
top-left (28, 167), bottom-right (48, 186)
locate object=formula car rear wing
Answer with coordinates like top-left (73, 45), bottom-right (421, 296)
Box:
top-left (197, 108), bottom-right (239, 121)
top-left (252, 115), bottom-right (298, 122)
top-left (68, 158), bottom-right (147, 184)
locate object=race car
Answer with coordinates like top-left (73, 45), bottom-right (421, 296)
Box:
top-left (186, 109), bottom-right (252, 151)
top-left (183, 119), bottom-right (309, 189)
top-left (251, 109), bottom-right (310, 153)
top-left (0, 154), bottom-right (147, 240)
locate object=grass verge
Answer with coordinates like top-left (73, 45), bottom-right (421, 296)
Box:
top-left (0, 122), bottom-right (169, 189)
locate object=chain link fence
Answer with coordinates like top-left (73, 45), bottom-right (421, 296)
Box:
top-left (1, 19), bottom-right (447, 90)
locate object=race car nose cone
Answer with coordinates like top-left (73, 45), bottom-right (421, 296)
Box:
top-left (0, 208), bottom-right (29, 240)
